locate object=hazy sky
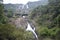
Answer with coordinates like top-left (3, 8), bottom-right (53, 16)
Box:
top-left (3, 0), bottom-right (40, 4)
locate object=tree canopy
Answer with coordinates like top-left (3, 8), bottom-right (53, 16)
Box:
top-left (30, 0), bottom-right (60, 40)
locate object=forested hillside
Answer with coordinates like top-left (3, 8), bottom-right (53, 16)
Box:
top-left (0, 0), bottom-right (60, 40)
top-left (30, 0), bottom-right (60, 40)
top-left (0, 3), bottom-right (34, 40)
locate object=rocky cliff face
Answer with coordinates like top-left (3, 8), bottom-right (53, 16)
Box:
top-left (9, 17), bottom-right (27, 29)
top-left (15, 18), bottom-right (27, 29)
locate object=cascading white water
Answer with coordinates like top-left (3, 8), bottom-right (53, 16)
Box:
top-left (26, 22), bottom-right (38, 39)
top-left (23, 16), bottom-right (38, 39)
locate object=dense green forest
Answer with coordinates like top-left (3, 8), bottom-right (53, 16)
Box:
top-left (30, 0), bottom-right (60, 40)
top-left (0, 0), bottom-right (60, 40)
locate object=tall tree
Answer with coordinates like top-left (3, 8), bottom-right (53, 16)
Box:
top-left (0, 3), bottom-right (7, 24)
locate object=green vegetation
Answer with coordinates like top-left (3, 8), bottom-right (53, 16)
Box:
top-left (7, 9), bottom-right (13, 18)
top-left (0, 4), bottom-right (8, 24)
top-left (0, 3), bottom-right (34, 40)
top-left (0, 23), bottom-right (34, 40)
top-left (0, 0), bottom-right (60, 40)
top-left (30, 0), bottom-right (60, 40)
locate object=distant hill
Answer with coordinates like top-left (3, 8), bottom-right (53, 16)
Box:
top-left (27, 0), bottom-right (48, 9)
top-left (4, 0), bottom-right (48, 14)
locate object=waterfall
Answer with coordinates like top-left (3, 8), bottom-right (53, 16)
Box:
top-left (26, 22), bottom-right (38, 39)
top-left (23, 16), bottom-right (38, 40)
